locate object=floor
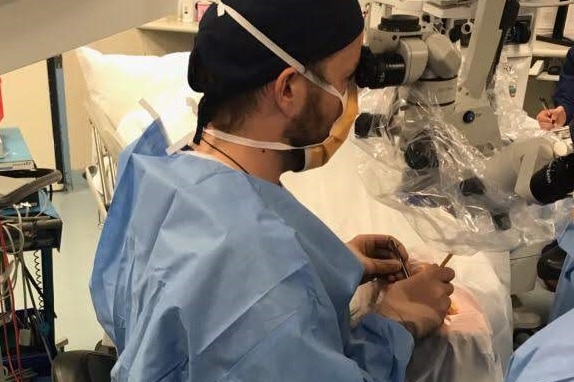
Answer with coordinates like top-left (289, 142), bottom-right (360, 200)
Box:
top-left (50, 174), bottom-right (103, 351)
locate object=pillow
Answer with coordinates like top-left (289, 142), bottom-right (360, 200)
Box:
top-left (76, 47), bottom-right (191, 127)
top-left (116, 86), bottom-right (202, 148)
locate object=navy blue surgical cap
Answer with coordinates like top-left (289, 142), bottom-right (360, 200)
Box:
top-left (188, 0), bottom-right (364, 142)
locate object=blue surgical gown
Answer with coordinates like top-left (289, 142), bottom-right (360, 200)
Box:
top-left (549, 221), bottom-right (574, 322)
top-left (554, 47), bottom-right (574, 125)
top-left (505, 308), bottom-right (574, 382)
top-left (504, 219), bottom-right (574, 382)
top-left (90, 121), bottom-right (414, 382)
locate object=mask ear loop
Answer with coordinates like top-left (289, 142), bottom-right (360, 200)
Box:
top-left (139, 98), bottom-right (171, 145)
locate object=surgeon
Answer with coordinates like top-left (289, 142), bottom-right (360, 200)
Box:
top-left (504, 212), bottom-right (574, 381)
top-left (505, 308), bottom-right (574, 382)
top-left (90, 0), bottom-right (455, 381)
top-left (536, 47), bottom-right (574, 130)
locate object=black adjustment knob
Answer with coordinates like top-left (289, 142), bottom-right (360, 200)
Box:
top-left (463, 110), bottom-right (475, 124)
top-left (460, 177), bottom-right (486, 196)
top-left (514, 21), bottom-right (532, 44)
top-left (355, 113), bottom-right (382, 138)
top-left (379, 14), bottom-right (421, 32)
top-left (537, 240), bottom-right (567, 283)
top-left (449, 25), bottom-right (462, 43)
top-left (492, 213), bottom-right (512, 231)
top-left (404, 136), bottom-right (438, 170)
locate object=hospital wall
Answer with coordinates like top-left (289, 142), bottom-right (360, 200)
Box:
top-left (0, 26), bottom-right (192, 173)
top-left (1, 7), bottom-right (572, 173)
top-left (522, 5), bottom-right (574, 119)
top-left (536, 5), bottom-right (574, 38)
top-left (0, 62), bottom-right (56, 169)
top-left (63, 29), bottom-right (192, 171)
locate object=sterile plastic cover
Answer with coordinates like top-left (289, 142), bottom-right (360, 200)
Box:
top-left (353, 67), bottom-right (561, 255)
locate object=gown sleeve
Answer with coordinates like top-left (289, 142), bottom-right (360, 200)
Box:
top-left (553, 47), bottom-right (574, 125)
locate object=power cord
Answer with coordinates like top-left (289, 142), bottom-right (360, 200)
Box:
top-left (0, 219), bottom-right (22, 382)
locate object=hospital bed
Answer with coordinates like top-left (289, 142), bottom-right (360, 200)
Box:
top-left (77, 46), bottom-right (200, 220)
top-left (84, 102), bottom-right (122, 222)
top-left (76, 45), bottom-right (515, 381)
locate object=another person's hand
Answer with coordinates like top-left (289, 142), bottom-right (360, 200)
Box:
top-left (375, 264), bottom-right (455, 339)
top-left (537, 105), bottom-right (567, 130)
top-left (346, 235), bottom-right (409, 284)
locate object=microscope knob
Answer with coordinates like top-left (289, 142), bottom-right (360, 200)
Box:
top-left (379, 14), bottom-right (421, 32)
top-left (355, 113), bottom-right (382, 138)
top-left (404, 137), bottom-right (438, 170)
top-left (510, 20), bottom-right (532, 44)
top-left (463, 110), bottom-right (476, 124)
top-left (448, 25), bottom-right (462, 43)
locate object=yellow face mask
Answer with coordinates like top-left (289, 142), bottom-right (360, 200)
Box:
top-left (302, 83), bottom-right (359, 170)
top-left (203, 82), bottom-right (358, 171)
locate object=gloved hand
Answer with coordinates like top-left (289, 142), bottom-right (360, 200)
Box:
top-left (375, 264), bottom-right (455, 339)
top-left (537, 105), bottom-right (566, 130)
top-left (346, 234), bottom-right (410, 284)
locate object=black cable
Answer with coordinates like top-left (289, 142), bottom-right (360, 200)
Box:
top-left (200, 138), bottom-right (250, 174)
top-left (21, 264), bottom-right (48, 313)
top-left (23, 271), bottom-right (37, 315)
top-left (23, 270), bottom-right (52, 361)
top-left (32, 252), bottom-right (43, 310)
top-left (19, 255), bottom-right (29, 329)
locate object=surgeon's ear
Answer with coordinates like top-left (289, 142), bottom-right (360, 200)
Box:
top-left (274, 67), bottom-right (307, 118)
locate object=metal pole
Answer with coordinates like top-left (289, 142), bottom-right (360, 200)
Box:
top-left (47, 56), bottom-right (73, 190)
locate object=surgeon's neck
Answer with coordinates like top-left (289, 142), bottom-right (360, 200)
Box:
top-left (196, 126), bottom-right (295, 185)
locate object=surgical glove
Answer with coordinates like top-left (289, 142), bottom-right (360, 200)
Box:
top-left (375, 265), bottom-right (455, 339)
top-left (537, 106), bottom-right (566, 130)
top-left (346, 234), bottom-right (410, 284)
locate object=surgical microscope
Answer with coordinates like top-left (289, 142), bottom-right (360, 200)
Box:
top-left (355, 0), bottom-right (574, 331)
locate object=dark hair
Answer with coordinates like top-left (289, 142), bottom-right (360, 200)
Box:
top-left (211, 61), bottom-right (327, 133)
top-left (210, 87), bottom-right (266, 133)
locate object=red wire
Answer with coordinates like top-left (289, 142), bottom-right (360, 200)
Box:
top-left (5, 256), bottom-right (23, 376)
top-left (0, 219), bottom-right (22, 382)
top-left (0, 291), bottom-right (19, 382)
